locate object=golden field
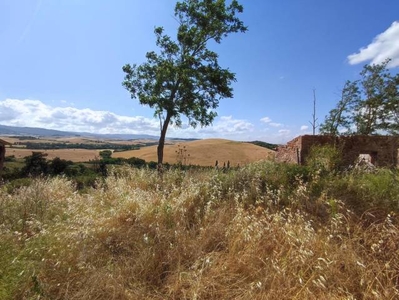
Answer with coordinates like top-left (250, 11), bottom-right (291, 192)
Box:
top-left (113, 138), bottom-right (275, 166)
top-left (5, 148), bottom-right (102, 162)
top-left (2, 137), bottom-right (275, 164)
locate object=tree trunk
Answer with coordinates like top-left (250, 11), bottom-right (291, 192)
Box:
top-left (157, 112), bottom-right (172, 168)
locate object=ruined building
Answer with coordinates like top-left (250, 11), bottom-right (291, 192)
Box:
top-left (276, 135), bottom-right (399, 168)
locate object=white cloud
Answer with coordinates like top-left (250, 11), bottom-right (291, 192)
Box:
top-left (260, 117), bottom-right (284, 128)
top-left (260, 117), bottom-right (272, 123)
top-left (300, 125), bottom-right (309, 131)
top-left (180, 115), bottom-right (254, 140)
top-left (0, 99), bottom-right (255, 140)
top-left (0, 99), bottom-right (160, 135)
top-left (348, 21), bottom-right (399, 68)
top-left (278, 129), bottom-right (291, 135)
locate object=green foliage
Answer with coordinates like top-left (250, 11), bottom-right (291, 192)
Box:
top-left (48, 157), bottom-right (74, 176)
top-left (4, 155), bottom-right (15, 162)
top-left (122, 0), bottom-right (247, 164)
top-left (21, 152), bottom-right (48, 177)
top-left (20, 153), bottom-right (74, 177)
top-left (319, 80), bottom-right (359, 135)
top-left (2, 159), bottom-right (24, 181)
top-left (305, 144), bottom-right (342, 174)
top-left (0, 237), bottom-right (29, 299)
top-left (99, 150), bottom-right (112, 160)
top-left (320, 59), bottom-right (399, 135)
top-left (147, 161), bottom-right (158, 169)
top-left (327, 168), bottom-right (399, 214)
top-left (126, 157), bottom-right (146, 168)
top-left (249, 140), bottom-right (278, 150)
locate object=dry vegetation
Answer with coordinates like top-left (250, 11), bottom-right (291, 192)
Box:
top-left (114, 139), bottom-right (274, 166)
top-left (1, 160), bottom-right (399, 299)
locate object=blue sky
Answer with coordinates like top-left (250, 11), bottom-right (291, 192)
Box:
top-left (1, 0), bottom-right (398, 143)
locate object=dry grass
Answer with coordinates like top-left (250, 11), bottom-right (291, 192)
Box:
top-left (113, 138), bottom-right (275, 166)
top-left (1, 164), bottom-right (398, 299)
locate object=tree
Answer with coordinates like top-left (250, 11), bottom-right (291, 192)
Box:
top-left (376, 67), bottom-right (399, 134)
top-left (320, 59), bottom-right (399, 135)
top-left (49, 157), bottom-right (73, 176)
top-left (99, 150), bottom-right (112, 160)
top-left (320, 80), bottom-right (360, 135)
top-left (122, 0), bottom-right (247, 167)
top-left (22, 152), bottom-right (49, 177)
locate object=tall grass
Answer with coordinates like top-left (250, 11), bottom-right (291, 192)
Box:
top-left (1, 162), bottom-right (398, 299)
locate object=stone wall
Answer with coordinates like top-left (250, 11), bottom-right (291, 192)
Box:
top-left (275, 136), bottom-right (302, 164)
top-left (276, 135), bottom-right (399, 167)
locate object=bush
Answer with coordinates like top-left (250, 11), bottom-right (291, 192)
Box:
top-left (327, 168), bottom-right (399, 214)
top-left (48, 157), bottom-right (73, 176)
top-left (4, 155), bottom-right (15, 162)
top-left (21, 152), bottom-right (49, 177)
top-left (306, 144), bottom-right (342, 174)
top-left (126, 157), bottom-right (146, 168)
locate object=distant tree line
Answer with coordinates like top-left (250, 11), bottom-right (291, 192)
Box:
top-left (9, 136), bottom-right (39, 140)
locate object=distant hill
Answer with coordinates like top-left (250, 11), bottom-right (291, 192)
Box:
top-left (0, 124), bottom-right (203, 141)
top-left (0, 124), bottom-right (158, 140)
top-left (113, 138), bottom-right (275, 166)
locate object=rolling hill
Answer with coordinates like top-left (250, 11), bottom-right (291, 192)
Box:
top-left (113, 138), bottom-right (275, 166)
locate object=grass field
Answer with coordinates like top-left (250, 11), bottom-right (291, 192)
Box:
top-left (3, 136), bottom-right (275, 165)
top-left (1, 162), bottom-right (398, 299)
top-left (5, 148), bottom-right (101, 162)
top-left (113, 138), bottom-right (275, 166)
top-left (1, 136), bottom-right (152, 162)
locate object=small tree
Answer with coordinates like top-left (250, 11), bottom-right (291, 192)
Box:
top-left (99, 150), bottom-right (113, 160)
top-left (49, 157), bottom-right (73, 176)
top-left (122, 0), bottom-right (247, 167)
top-left (22, 152), bottom-right (49, 177)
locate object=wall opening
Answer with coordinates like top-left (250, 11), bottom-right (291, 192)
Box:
top-left (357, 151), bottom-right (377, 166)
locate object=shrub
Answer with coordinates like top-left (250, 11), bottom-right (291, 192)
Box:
top-left (4, 155), bottom-right (15, 162)
top-left (306, 144), bottom-right (342, 174)
top-left (327, 168), bottom-right (399, 214)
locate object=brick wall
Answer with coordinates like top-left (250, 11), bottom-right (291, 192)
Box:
top-left (276, 135), bottom-right (399, 167)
